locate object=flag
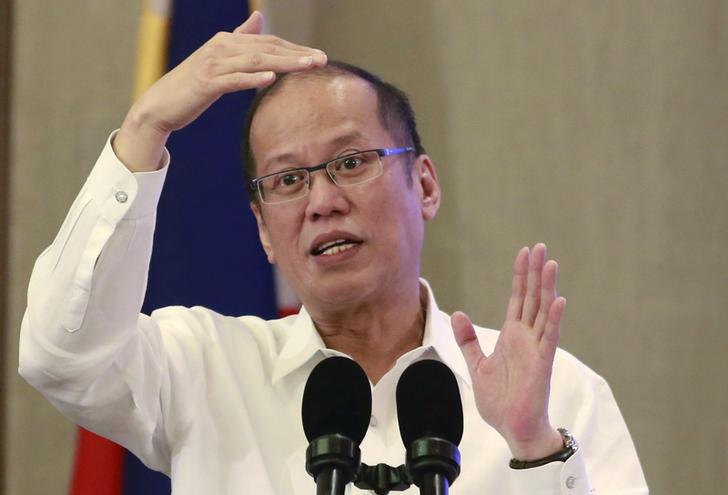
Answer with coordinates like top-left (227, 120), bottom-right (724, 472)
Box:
top-left (69, 0), bottom-right (287, 493)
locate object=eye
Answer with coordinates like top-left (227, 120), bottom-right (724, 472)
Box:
top-left (280, 173), bottom-right (302, 186)
top-left (338, 156), bottom-right (363, 171)
top-left (269, 171), bottom-right (306, 191)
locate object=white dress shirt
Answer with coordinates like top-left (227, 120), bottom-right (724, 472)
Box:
top-left (19, 134), bottom-right (648, 495)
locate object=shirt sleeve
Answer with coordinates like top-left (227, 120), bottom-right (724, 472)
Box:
top-left (510, 351), bottom-right (649, 494)
top-left (510, 449), bottom-right (593, 494)
top-left (18, 131), bottom-right (174, 472)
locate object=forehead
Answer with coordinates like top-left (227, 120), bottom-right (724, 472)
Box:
top-left (250, 75), bottom-right (393, 175)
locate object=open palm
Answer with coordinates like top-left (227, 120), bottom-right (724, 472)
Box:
top-left (452, 243), bottom-right (566, 460)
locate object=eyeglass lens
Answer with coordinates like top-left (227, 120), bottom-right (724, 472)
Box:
top-left (258, 150), bottom-right (383, 204)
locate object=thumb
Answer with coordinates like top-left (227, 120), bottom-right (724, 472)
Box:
top-left (452, 311), bottom-right (486, 377)
top-left (234, 10), bottom-right (264, 35)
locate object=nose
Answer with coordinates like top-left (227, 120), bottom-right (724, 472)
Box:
top-left (304, 170), bottom-right (350, 219)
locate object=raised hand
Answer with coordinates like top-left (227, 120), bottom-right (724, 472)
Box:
top-left (452, 243), bottom-right (566, 460)
top-left (114, 11), bottom-right (327, 172)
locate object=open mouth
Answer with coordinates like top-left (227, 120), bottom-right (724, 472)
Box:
top-left (310, 239), bottom-right (363, 257)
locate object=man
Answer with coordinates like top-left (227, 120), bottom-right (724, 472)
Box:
top-left (19, 12), bottom-right (647, 494)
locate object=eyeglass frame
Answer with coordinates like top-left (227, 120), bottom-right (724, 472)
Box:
top-left (248, 146), bottom-right (416, 204)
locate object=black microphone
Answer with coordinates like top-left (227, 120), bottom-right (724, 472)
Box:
top-left (396, 360), bottom-right (464, 495)
top-left (302, 356), bottom-right (372, 495)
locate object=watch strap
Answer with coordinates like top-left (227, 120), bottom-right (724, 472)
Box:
top-left (509, 428), bottom-right (579, 470)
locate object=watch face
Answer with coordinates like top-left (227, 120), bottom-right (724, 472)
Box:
top-left (557, 428), bottom-right (578, 451)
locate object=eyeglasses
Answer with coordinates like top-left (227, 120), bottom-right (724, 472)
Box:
top-left (250, 147), bottom-right (415, 205)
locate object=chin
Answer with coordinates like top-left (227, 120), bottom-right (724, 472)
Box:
top-left (301, 272), bottom-right (376, 309)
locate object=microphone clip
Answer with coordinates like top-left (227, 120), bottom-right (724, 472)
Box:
top-left (353, 437), bottom-right (461, 495)
top-left (354, 462), bottom-right (411, 495)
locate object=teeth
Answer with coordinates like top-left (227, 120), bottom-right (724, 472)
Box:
top-left (321, 242), bottom-right (355, 256)
top-left (317, 239), bottom-right (347, 251)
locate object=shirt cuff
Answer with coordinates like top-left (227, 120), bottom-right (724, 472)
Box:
top-left (85, 130), bottom-right (170, 222)
top-left (510, 449), bottom-right (592, 495)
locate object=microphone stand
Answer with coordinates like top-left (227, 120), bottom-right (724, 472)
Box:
top-left (406, 437), bottom-right (460, 495)
top-left (306, 434), bottom-right (361, 495)
top-left (418, 472), bottom-right (448, 495)
top-left (315, 468), bottom-right (348, 495)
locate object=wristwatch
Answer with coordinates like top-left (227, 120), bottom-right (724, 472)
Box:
top-left (509, 428), bottom-right (579, 470)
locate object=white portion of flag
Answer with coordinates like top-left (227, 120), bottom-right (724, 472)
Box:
top-left (274, 265), bottom-right (300, 313)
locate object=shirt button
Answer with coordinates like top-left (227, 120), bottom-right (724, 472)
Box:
top-left (565, 476), bottom-right (577, 489)
top-left (115, 190), bottom-right (129, 203)
top-left (369, 415), bottom-right (378, 427)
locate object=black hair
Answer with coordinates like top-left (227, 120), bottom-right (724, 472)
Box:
top-left (242, 60), bottom-right (425, 197)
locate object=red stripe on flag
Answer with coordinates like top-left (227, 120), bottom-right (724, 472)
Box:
top-left (69, 428), bottom-right (124, 495)
top-left (278, 307), bottom-right (300, 318)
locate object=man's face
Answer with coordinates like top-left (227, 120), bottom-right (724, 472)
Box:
top-left (249, 75), bottom-right (440, 310)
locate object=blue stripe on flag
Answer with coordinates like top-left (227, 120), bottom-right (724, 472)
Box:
top-left (128, 1), bottom-right (277, 493)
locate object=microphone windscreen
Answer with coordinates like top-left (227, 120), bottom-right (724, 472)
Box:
top-left (396, 360), bottom-right (464, 447)
top-left (301, 356), bottom-right (372, 443)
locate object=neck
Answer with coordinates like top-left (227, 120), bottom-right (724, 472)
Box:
top-left (308, 281), bottom-right (427, 384)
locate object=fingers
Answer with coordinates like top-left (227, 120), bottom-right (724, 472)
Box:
top-left (233, 13), bottom-right (325, 61)
top-left (452, 311), bottom-right (486, 377)
top-left (206, 37), bottom-right (323, 60)
top-left (506, 243), bottom-right (561, 331)
top-left (539, 297), bottom-right (566, 357)
top-left (212, 51), bottom-right (325, 78)
top-left (199, 31), bottom-right (327, 87)
top-left (522, 243), bottom-right (546, 325)
top-left (533, 260), bottom-right (558, 335)
top-left (235, 34), bottom-right (325, 56)
top-left (235, 11), bottom-right (264, 35)
top-left (194, 30), bottom-right (327, 97)
top-left (506, 247), bottom-right (529, 321)
top-left (206, 51), bottom-right (325, 93)
top-left (212, 71), bottom-right (277, 93)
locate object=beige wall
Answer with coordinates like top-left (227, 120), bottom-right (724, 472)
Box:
top-left (269, 2), bottom-right (726, 493)
top-left (5, 1), bottom-right (727, 494)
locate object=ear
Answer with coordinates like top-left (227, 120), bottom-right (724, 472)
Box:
top-left (413, 154), bottom-right (441, 221)
top-left (250, 202), bottom-right (276, 264)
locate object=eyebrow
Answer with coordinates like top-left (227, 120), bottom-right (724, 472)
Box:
top-left (264, 130), bottom-right (369, 170)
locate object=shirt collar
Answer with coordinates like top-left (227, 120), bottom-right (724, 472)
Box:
top-left (270, 304), bottom-right (329, 384)
top-left (419, 279), bottom-right (472, 388)
top-left (270, 278), bottom-right (472, 388)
